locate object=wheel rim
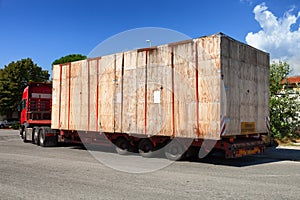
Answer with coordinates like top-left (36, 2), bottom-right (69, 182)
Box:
top-left (165, 141), bottom-right (184, 160)
top-left (170, 146), bottom-right (179, 155)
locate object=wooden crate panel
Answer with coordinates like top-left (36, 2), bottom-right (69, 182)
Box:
top-left (122, 51), bottom-right (138, 134)
top-left (173, 41), bottom-right (197, 138)
top-left (98, 54), bottom-right (115, 133)
top-left (221, 36), bottom-right (269, 136)
top-left (60, 64), bottom-right (69, 130)
top-left (51, 65), bottom-right (61, 129)
top-left (69, 61), bottom-right (83, 131)
top-left (88, 59), bottom-right (98, 131)
top-left (196, 35), bottom-right (221, 139)
top-left (146, 47), bottom-right (172, 137)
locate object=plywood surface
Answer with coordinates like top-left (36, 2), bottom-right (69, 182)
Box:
top-left (52, 33), bottom-right (270, 139)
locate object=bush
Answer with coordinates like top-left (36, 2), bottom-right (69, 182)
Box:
top-left (11, 122), bottom-right (20, 130)
top-left (270, 61), bottom-right (300, 141)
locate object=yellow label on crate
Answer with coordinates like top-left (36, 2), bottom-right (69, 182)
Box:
top-left (241, 122), bottom-right (256, 134)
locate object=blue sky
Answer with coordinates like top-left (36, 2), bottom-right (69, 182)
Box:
top-left (0, 0), bottom-right (300, 75)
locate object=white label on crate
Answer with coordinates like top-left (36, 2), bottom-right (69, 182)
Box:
top-left (154, 90), bottom-right (160, 104)
top-left (116, 93), bottom-right (122, 103)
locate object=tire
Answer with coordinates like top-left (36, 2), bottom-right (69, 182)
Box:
top-left (31, 128), bottom-right (36, 144)
top-left (39, 129), bottom-right (46, 147)
top-left (52, 134), bottom-right (58, 147)
top-left (115, 137), bottom-right (130, 155)
top-left (23, 130), bottom-right (28, 143)
top-left (138, 139), bottom-right (154, 158)
top-left (164, 140), bottom-right (185, 161)
top-left (33, 128), bottom-right (39, 145)
top-left (20, 127), bottom-right (24, 139)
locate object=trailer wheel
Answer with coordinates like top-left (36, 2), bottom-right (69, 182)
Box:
top-left (138, 139), bottom-right (154, 158)
top-left (115, 137), bottom-right (130, 155)
top-left (164, 140), bottom-right (184, 161)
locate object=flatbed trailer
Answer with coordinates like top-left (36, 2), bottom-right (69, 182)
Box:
top-left (20, 33), bottom-right (270, 160)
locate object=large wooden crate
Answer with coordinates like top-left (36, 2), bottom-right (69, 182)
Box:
top-left (52, 33), bottom-right (270, 140)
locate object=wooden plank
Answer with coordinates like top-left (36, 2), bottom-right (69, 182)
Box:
top-left (60, 64), bottom-right (69, 130)
top-left (122, 51), bottom-right (138, 134)
top-left (51, 65), bottom-right (61, 129)
top-left (80, 61), bottom-right (88, 131)
top-left (135, 50), bottom-right (147, 135)
top-left (69, 61), bottom-right (83, 131)
top-left (98, 54), bottom-right (115, 133)
top-left (89, 59), bottom-right (98, 131)
top-left (113, 53), bottom-right (123, 133)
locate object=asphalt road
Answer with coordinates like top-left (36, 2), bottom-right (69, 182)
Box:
top-left (0, 129), bottom-right (300, 200)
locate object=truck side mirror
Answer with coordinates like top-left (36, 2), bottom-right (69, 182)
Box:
top-left (17, 104), bottom-right (21, 112)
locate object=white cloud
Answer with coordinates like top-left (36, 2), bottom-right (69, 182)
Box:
top-left (246, 3), bottom-right (300, 75)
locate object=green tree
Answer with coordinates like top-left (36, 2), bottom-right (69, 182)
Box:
top-left (52, 54), bottom-right (86, 65)
top-left (270, 61), bottom-right (300, 141)
top-left (0, 58), bottom-right (50, 117)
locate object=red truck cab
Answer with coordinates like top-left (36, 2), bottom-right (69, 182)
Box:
top-left (20, 82), bottom-right (52, 134)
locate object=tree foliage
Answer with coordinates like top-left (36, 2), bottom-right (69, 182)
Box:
top-left (52, 54), bottom-right (86, 65)
top-left (270, 61), bottom-right (300, 141)
top-left (0, 58), bottom-right (50, 117)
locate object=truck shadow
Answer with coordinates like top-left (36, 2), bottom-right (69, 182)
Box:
top-left (68, 144), bottom-right (300, 167)
top-left (193, 147), bottom-right (300, 167)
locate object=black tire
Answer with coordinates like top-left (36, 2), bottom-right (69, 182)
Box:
top-left (23, 130), bottom-right (28, 143)
top-left (20, 127), bottom-right (24, 139)
top-left (33, 128), bottom-right (39, 145)
top-left (138, 139), bottom-right (154, 158)
top-left (115, 137), bottom-right (130, 155)
top-left (52, 134), bottom-right (58, 147)
top-left (164, 140), bottom-right (185, 161)
top-left (39, 129), bottom-right (46, 147)
top-left (31, 128), bottom-right (36, 144)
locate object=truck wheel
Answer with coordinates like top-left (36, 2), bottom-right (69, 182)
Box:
top-left (115, 137), bottom-right (130, 155)
top-left (39, 129), bottom-right (46, 147)
top-left (138, 139), bottom-right (154, 158)
top-left (31, 128), bottom-right (36, 144)
top-left (23, 130), bottom-right (28, 143)
top-left (33, 128), bottom-right (39, 145)
top-left (164, 140), bottom-right (184, 161)
top-left (20, 128), bottom-right (24, 139)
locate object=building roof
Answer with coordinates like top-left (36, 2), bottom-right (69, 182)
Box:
top-left (281, 76), bottom-right (300, 85)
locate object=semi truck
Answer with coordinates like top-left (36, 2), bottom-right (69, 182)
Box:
top-left (20, 33), bottom-right (270, 160)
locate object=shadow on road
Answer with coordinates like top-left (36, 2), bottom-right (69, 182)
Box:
top-left (192, 147), bottom-right (300, 167)
top-left (67, 143), bottom-right (300, 167)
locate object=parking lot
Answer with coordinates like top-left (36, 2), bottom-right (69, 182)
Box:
top-left (0, 129), bottom-right (299, 200)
